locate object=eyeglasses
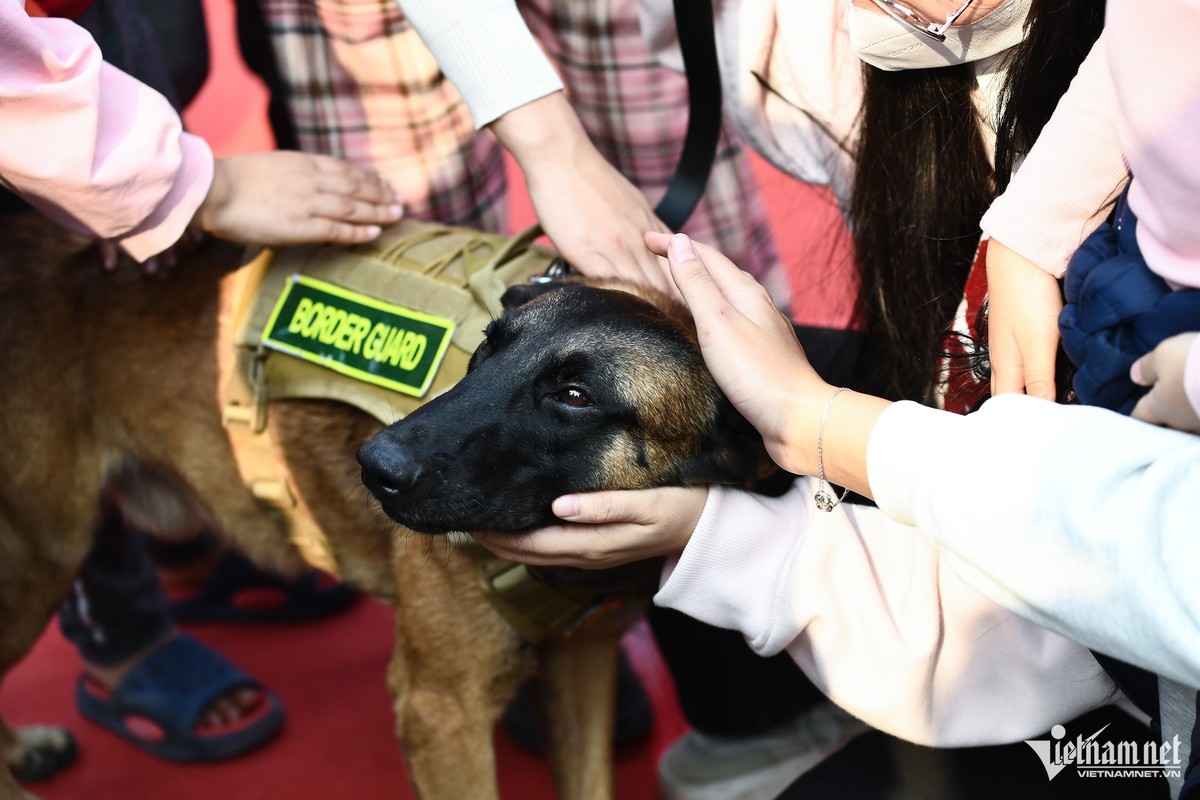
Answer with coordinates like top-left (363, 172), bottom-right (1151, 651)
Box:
top-left (869, 0), bottom-right (977, 42)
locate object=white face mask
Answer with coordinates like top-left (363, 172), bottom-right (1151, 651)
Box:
top-left (847, 0), bottom-right (1033, 71)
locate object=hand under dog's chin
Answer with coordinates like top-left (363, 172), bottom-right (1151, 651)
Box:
top-left (381, 500), bottom-right (559, 537)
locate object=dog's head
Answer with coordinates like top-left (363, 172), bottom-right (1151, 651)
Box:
top-left (358, 279), bottom-right (778, 534)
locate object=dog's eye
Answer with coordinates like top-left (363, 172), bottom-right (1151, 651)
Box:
top-left (553, 387), bottom-right (592, 408)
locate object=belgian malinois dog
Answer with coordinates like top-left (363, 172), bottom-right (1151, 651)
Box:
top-left (0, 212), bottom-right (776, 800)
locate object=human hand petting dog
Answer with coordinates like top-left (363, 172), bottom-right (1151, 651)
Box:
top-left (191, 151), bottom-right (403, 247)
top-left (491, 93), bottom-right (675, 295)
top-left (96, 152), bottom-right (401, 278)
top-left (1131, 332), bottom-right (1200, 433)
top-left (470, 486), bottom-right (708, 568)
top-left (647, 232), bottom-right (890, 498)
top-left (471, 233), bottom-right (892, 571)
top-left (646, 231), bottom-right (828, 477)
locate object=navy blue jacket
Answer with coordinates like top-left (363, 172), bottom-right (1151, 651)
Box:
top-left (1059, 190), bottom-right (1200, 414)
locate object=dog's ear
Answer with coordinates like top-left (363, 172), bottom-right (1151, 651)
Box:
top-left (681, 400), bottom-right (793, 496)
top-left (500, 282), bottom-right (560, 311)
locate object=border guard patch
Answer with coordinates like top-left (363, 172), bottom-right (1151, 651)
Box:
top-left (262, 274), bottom-right (455, 398)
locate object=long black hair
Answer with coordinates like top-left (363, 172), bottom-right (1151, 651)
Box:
top-left (848, 0), bottom-right (1107, 403)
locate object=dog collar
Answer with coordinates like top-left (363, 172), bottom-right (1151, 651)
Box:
top-left (450, 533), bottom-right (630, 645)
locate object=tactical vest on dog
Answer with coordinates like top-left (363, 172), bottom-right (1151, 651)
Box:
top-left (218, 221), bottom-right (625, 644)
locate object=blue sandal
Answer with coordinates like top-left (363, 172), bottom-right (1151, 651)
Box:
top-left (76, 633), bottom-right (285, 762)
top-left (168, 549), bottom-right (358, 625)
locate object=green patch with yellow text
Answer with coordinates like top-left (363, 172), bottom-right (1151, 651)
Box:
top-left (262, 274), bottom-right (454, 397)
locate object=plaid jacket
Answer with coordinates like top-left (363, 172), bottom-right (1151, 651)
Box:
top-left (245, 0), bottom-right (782, 296)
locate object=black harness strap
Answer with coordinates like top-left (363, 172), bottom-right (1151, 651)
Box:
top-left (653, 0), bottom-right (722, 232)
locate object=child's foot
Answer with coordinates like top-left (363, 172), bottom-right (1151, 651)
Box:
top-left (76, 631), bottom-right (285, 761)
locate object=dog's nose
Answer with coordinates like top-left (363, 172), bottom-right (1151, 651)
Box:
top-left (358, 434), bottom-right (423, 497)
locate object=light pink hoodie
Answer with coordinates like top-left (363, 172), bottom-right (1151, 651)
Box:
top-left (0, 0), bottom-right (213, 260)
top-left (982, 0), bottom-right (1200, 419)
top-left (1106, 0), bottom-right (1200, 416)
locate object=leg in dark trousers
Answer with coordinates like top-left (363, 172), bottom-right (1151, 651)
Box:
top-left (58, 511), bottom-right (174, 669)
top-left (648, 606), bottom-right (824, 735)
top-left (650, 606), bottom-right (869, 800)
top-left (43, 0), bottom-right (286, 772)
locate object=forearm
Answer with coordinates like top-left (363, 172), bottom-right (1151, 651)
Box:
top-left (488, 91), bottom-right (590, 173)
top-left (773, 386), bottom-right (891, 500)
top-left (0, 7), bottom-right (212, 260)
top-left (869, 394), bottom-right (1200, 687)
top-left (656, 482), bottom-right (1112, 747)
top-left (397, 0), bottom-right (562, 128)
top-left (493, 93), bottom-right (673, 289)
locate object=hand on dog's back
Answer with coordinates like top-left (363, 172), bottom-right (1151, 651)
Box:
top-left (193, 153), bottom-right (403, 247)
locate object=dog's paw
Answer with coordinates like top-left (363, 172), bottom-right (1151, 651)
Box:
top-left (6, 725), bottom-right (77, 784)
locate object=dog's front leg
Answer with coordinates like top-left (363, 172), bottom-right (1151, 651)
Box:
top-left (388, 540), bottom-right (535, 799)
top-left (537, 633), bottom-right (622, 800)
top-left (0, 532), bottom-right (87, 800)
top-left (0, 719), bottom-right (74, 800)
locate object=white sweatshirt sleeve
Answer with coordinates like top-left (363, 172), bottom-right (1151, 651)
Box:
top-left (397, 0), bottom-right (563, 128)
top-left (655, 478), bottom-right (1115, 748)
top-left (869, 395), bottom-right (1200, 689)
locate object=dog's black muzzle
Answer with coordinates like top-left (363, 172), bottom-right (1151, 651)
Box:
top-left (358, 431), bottom-right (422, 497)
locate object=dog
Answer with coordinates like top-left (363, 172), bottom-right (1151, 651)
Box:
top-left (357, 277), bottom-right (782, 798)
top-left (0, 212), bottom-right (777, 800)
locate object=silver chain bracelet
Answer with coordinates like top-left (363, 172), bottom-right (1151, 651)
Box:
top-left (814, 387), bottom-right (850, 512)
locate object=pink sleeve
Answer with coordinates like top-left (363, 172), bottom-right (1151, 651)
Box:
top-left (1107, 0), bottom-right (1200, 290)
top-left (655, 481), bottom-right (1113, 746)
top-left (979, 33), bottom-right (1128, 277)
top-left (0, 5), bottom-right (213, 261)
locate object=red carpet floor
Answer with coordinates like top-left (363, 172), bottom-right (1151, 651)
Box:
top-left (3, 601), bottom-right (686, 799)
